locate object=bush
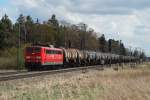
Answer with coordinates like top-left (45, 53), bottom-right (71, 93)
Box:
top-left (0, 45), bottom-right (27, 70)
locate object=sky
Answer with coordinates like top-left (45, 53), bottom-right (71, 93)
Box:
top-left (0, 0), bottom-right (150, 56)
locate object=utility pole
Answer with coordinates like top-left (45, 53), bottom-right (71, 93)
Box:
top-left (129, 46), bottom-right (132, 65)
top-left (119, 40), bottom-right (122, 67)
top-left (108, 39), bottom-right (112, 67)
top-left (129, 46), bottom-right (132, 56)
top-left (23, 17), bottom-right (27, 43)
top-left (23, 23), bottom-right (27, 43)
top-left (83, 24), bottom-right (86, 50)
top-left (64, 27), bottom-right (67, 48)
top-left (17, 23), bottom-right (21, 69)
top-left (80, 24), bottom-right (86, 51)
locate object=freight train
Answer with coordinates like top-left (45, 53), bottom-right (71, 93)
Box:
top-left (24, 45), bottom-right (139, 71)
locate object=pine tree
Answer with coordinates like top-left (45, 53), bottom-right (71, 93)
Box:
top-left (133, 49), bottom-right (139, 57)
top-left (25, 15), bottom-right (34, 42)
top-left (0, 14), bottom-right (13, 48)
top-left (16, 14), bottom-right (27, 43)
top-left (48, 14), bottom-right (59, 27)
top-left (17, 14), bottom-right (26, 24)
top-left (119, 41), bottom-right (126, 55)
top-left (26, 15), bottom-right (33, 25)
top-left (108, 39), bottom-right (112, 53)
top-left (47, 14), bottom-right (60, 47)
top-left (98, 34), bottom-right (106, 52)
top-left (1, 14), bottom-right (12, 31)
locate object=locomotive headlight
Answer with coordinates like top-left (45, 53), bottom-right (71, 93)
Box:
top-left (26, 56), bottom-right (31, 59)
top-left (36, 56), bottom-right (41, 59)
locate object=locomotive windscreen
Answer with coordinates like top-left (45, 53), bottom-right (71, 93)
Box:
top-left (26, 47), bottom-right (41, 53)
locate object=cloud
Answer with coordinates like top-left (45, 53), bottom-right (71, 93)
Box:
top-left (10, 0), bottom-right (150, 16)
top-left (2, 0), bottom-right (150, 56)
top-left (71, 0), bottom-right (150, 15)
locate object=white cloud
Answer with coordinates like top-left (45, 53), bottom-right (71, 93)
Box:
top-left (10, 0), bottom-right (43, 8)
top-left (2, 0), bottom-right (150, 56)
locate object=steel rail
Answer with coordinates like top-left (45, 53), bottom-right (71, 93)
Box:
top-left (0, 65), bottom-right (105, 82)
top-left (0, 71), bottom-right (27, 76)
top-left (0, 62), bottom-right (138, 82)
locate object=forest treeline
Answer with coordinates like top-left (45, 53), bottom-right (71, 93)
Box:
top-left (0, 14), bottom-right (146, 58)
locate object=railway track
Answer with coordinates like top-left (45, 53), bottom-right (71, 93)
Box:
top-left (0, 70), bottom-right (27, 76)
top-left (0, 65), bottom-right (105, 82)
top-left (0, 63), bottom-right (138, 82)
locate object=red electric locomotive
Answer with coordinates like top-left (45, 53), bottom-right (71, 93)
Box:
top-left (25, 46), bottom-right (63, 70)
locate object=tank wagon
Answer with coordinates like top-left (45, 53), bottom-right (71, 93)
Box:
top-left (25, 45), bottom-right (139, 71)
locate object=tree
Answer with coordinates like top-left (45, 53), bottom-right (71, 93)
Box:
top-left (108, 39), bottom-right (112, 53)
top-left (48, 14), bottom-right (59, 27)
top-left (133, 49), bottom-right (139, 57)
top-left (16, 14), bottom-right (27, 43)
top-left (17, 14), bottom-right (26, 24)
top-left (0, 13), bottom-right (145, 59)
top-left (98, 34), bottom-right (106, 52)
top-left (36, 18), bottom-right (40, 24)
top-left (140, 52), bottom-right (146, 59)
top-left (0, 14), bottom-right (13, 48)
top-left (26, 15), bottom-right (34, 25)
top-left (107, 39), bottom-right (122, 54)
top-left (84, 30), bottom-right (98, 50)
top-left (25, 15), bottom-right (34, 43)
top-left (1, 14), bottom-right (12, 31)
top-left (119, 41), bottom-right (126, 55)
top-left (78, 23), bottom-right (87, 31)
top-left (0, 29), bottom-right (5, 48)
top-left (47, 14), bottom-right (60, 47)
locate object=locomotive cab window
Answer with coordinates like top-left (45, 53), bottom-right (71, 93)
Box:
top-left (34, 47), bottom-right (41, 53)
top-left (26, 47), bottom-right (32, 53)
top-left (26, 47), bottom-right (41, 53)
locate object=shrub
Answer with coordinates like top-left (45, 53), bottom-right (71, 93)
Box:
top-left (0, 45), bottom-right (27, 70)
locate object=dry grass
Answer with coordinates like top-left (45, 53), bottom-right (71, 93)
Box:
top-left (0, 63), bottom-right (150, 100)
top-left (0, 57), bottom-right (17, 69)
top-left (0, 46), bottom-right (26, 70)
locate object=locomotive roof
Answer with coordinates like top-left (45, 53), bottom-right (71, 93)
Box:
top-left (27, 46), bottom-right (62, 51)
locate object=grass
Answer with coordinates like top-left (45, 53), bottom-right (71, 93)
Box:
top-left (0, 45), bottom-right (27, 70)
top-left (0, 57), bottom-right (17, 69)
top-left (0, 63), bottom-right (150, 100)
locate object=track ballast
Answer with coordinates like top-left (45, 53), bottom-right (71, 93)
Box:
top-left (0, 63), bottom-right (137, 82)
